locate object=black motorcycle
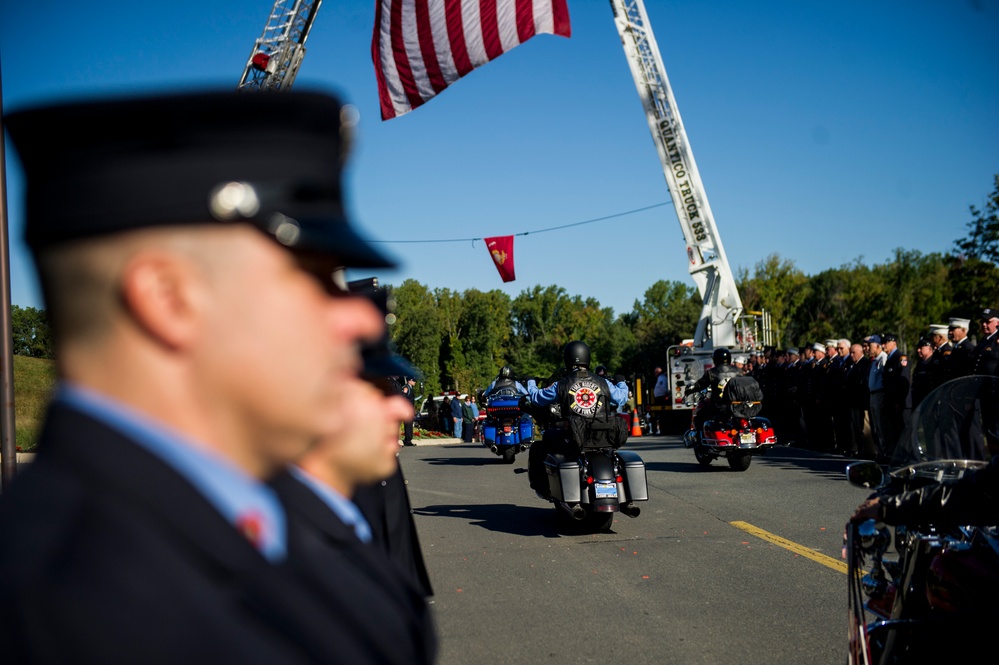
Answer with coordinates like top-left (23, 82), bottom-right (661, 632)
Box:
top-left (845, 375), bottom-right (999, 665)
top-left (523, 384), bottom-right (648, 533)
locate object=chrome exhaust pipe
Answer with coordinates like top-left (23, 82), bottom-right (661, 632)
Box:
top-left (620, 503), bottom-right (641, 518)
top-left (490, 445), bottom-right (498, 454)
top-left (558, 502), bottom-right (586, 521)
top-left (519, 443), bottom-right (530, 451)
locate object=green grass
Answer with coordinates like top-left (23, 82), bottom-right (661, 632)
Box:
top-left (12, 355), bottom-right (56, 451)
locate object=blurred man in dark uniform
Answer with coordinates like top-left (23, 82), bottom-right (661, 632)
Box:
top-left (844, 343), bottom-right (874, 457)
top-left (347, 285), bottom-right (434, 600)
top-left (804, 343), bottom-right (833, 451)
top-left (827, 339), bottom-right (854, 454)
top-left (909, 337), bottom-right (936, 409)
top-left (880, 333), bottom-right (909, 457)
top-left (947, 317), bottom-right (974, 378)
top-left (0, 89), bottom-right (397, 663)
top-left (400, 376), bottom-right (418, 446)
top-left (779, 348), bottom-right (804, 445)
top-left (971, 308), bottom-right (999, 376)
top-left (927, 323), bottom-right (952, 385)
top-left (971, 309), bottom-right (999, 454)
top-left (271, 327), bottom-right (438, 664)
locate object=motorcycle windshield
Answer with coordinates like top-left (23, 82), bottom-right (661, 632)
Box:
top-left (891, 375), bottom-right (999, 468)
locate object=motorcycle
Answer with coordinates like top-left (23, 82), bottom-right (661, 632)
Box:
top-left (845, 375), bottom-right (999, 665)
top-left (481, 390), bottom-right (534, 463)
top-left (524, 388), bottom-right (648, 533)
top-left (681, 375), bottom-right (776, 471)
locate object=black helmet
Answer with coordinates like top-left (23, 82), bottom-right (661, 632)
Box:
top-left (594, 365), bottom-right (607, 376)
top-left (563, 340), bottom-right (590, 370)
top-left (499, 366), bottom-right (512, 379)
top-left (712, 347), bottom-right (731, 365)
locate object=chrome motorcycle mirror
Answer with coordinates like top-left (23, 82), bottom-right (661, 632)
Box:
top-left (845, 461), bottom-right (886, 489)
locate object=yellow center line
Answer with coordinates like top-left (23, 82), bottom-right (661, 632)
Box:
top-left (731, 520), bottom-right (848, 574)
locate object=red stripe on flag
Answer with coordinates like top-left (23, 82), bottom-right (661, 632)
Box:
top-left (415, 0), bottom-right (448, 94)
top-left (552, 0), bottom-right (571, 37)
top-left (390, 0), bottom-right (425, 111)
top-left (479, 0), bottom-right (504, 61)
top-left (374, 0), bottom-right (571, 120)
top-left (446, 0), bottom-right (474, 76)
top-left (371, 0), bottom-right (397, 120)
top-left (515, 0), bottom-right (536, 43)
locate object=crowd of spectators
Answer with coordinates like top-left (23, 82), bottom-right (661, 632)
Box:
top-left (737, 310), bottom-right (999, 460)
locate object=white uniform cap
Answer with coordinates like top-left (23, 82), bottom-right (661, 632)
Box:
top-left (948, 318), bottom-right (970, 330)
top-left (928, 324), bottom-right (949, 336)
top-left (812, 343), bottom-right (825, 352)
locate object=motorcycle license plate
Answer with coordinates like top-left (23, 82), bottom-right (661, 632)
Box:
top-left (740, 432), bottom-right (756, 445)
top-left (502, 426), bottom-right (512, 433)
top-left (594, 482), bottom-right (618, 499)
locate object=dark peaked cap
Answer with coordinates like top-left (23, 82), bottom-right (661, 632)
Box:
top-left (5, 88), bottom-right (395, 268)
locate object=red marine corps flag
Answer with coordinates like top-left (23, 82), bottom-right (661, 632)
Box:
top-left (372, 0), bottom-right (571, 120)
top-left (485, 235), bottom-right (516, 282)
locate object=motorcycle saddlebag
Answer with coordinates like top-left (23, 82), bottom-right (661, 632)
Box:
top-left (482, 422), bottom-right (497, 445)
top-left (722, 376), bottom-right (764, 419)
top-left (519, 417), bottom-right (534, 443)
top-left (617, 450), bottom-right (649, 502)
top-left (544, 453), bottom-right (581, 503)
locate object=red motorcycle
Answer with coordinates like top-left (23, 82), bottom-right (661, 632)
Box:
top-left (682, 376), bottom-right (776, 471)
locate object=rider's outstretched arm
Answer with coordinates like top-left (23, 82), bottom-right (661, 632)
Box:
top-left (526, 379), bottom-right (558, 406)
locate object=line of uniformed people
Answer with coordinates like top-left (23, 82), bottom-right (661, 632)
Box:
top-left (742, 309), bottom-right (999, 461)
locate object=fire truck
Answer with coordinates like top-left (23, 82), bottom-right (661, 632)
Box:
top-left (238, 0), bottom-right (773, 422)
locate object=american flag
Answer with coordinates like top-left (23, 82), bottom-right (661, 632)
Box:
top-left (372, 0), bottom-right (571, 120)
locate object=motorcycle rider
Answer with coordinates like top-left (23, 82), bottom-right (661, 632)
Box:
top-left (524, 341), bottom-right (629, 496)
top-left (684, 347), bottom-right (742, 446)
top-left (484, 365), bottom-right (528, 398)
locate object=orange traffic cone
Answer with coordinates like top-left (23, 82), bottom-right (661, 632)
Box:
top-left (631, 409), bottom-right (643, 437)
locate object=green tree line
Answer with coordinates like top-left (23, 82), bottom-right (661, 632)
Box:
top-left (10, 174), bottom-right (999, 399)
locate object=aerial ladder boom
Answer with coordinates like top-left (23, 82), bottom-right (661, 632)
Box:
top-left (609, 0), bottom-right (743, 349)
top-left (238, 0), bottom-right (323, 92)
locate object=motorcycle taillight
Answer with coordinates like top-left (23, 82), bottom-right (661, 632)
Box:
top-left (739, 419), bottom-right (749, 428)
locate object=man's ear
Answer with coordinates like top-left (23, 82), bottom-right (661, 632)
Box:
top-left (120, 251), bottom-right (203, 350)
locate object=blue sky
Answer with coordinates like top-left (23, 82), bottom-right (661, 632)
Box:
top-left (3, 1), bottom-right (997, 317)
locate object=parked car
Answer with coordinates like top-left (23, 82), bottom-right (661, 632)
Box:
top-left (415, 392), bottom-right (467, 431)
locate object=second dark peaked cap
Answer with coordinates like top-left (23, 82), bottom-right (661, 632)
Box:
top-left (5, 88), bottom-right (395, 268)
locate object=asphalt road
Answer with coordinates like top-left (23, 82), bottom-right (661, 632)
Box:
top-left (401, 435), bottom-right (873, 665)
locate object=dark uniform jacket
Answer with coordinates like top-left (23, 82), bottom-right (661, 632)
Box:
top-left (948, 337), bottom-right (974, 378)
top-left (883, 349), bottom-right (910, 410)
top-left (271, 472), bottom-right (438, 665)
top-left (0, 403), bottom-right (373, 664)
top-left (354, 462), bottom-right (434, 598)
top-left (909, 358), bottom-right (935, 409)
top-left (971, 331), bottom-right (999, 376)
top-left (826, 354), bottom-right (854, 410)
top-left (844, 356), bottom-right (872, 410)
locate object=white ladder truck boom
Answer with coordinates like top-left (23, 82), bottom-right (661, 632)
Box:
top-left (609, 0), bottom-right (743, 349)
top-left (238, 0), bottom-right (323, 92)
top-left (609, 0), bottom-right (771, 417)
